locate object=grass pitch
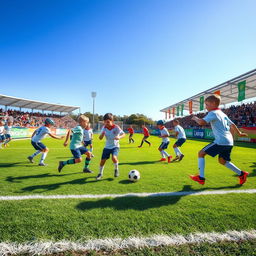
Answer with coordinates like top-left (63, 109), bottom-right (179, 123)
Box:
top-left (0, 134), bottom-right (255, 254)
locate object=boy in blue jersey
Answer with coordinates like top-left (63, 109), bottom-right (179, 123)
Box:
top-left (96, 113), bottom-right (125, 180)
top-left (58, 115), bottom-right (93, 173)
top-left (3, 120), bottom-right (13, 147)
top-left (28, 118), bottom-right (64, 166)
top-left (83, 123), bottom-right (93, 153)
top-left (190, 94), bottom-right (248, 185)
top-left (172, 120), bottom-right (186, 162)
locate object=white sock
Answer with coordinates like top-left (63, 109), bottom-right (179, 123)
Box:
top-left (40, 152), bottom-right (48, 163)
top-left (114, 163), bottom-right (119, 170)
top-left (90, 147), bottom-right (93, 152)
top-left (99, 166), bottom-right (104, 175)
top-left (225, 161), bottom-right (242, 175)
top-left (174, 147), bottom-right (181, 156)
top-left (31, 150), bottom-right (41, 158)
top-left (198, 158), bottom-right (205, 178)
top-left (160, 151), bottom-right (165, 158)
top-left (162, 150), bottom-right (170, 157)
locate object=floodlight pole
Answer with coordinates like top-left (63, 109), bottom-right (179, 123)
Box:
top-left (91, 92), bottom-right (97, 130)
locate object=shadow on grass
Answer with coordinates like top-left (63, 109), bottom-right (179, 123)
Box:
top-left (0, 162), bottom-right (34, 168)
top-left (19, 177), bottom-right (114, 193)
top-left (249, 162), bottom-right (256, 177)
top-left (76, 184), bottom-right (241, 211)
top-left (6, 172), bottom-right (82, 183)
top-left (119, 161), bottom-right (159, 166)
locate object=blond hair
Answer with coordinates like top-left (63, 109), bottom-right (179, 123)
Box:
top-left (77, 115), bottom-right (89, 123)
top-left (205, 94), bottom-right (221, 106)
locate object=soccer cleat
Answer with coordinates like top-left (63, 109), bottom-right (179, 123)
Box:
top-left (167, 156), bottom-right (172, 163)
top-left (189, 175), bottom-right (205, 185)
top-left (138, 146), bottom-right (142, 148)
top-left (27, 156), bottom-right (34, 163)
top-left (38, 162), bottom-right (47, 166)
top-left (91, 154), bottom-right (95, 158)
top-left (239, 171), bottom-right (249, 185)
top-left (58, 161), bottom-right (64, 172)
top-left (160, 158), bottom-right (166, 161)
top-left (96, 173), bottom-right (103, 180)
top-left (179, 154), bottom-right (185, 161)
top-left (83, 167), bottom-right (93, 173)
top-left (114, 169), bottom-right (119, 177)
top-left (172, 155), bottom-right (179, 162)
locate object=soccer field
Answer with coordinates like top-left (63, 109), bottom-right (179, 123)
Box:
top-left (0, 134), bottom-right (256, 255)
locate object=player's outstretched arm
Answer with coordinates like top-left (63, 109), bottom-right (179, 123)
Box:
top-left (115, 133), bottom-right (126, 140)
top-left (191, 116), bottom-right (207, 126)
top-left (230, 124), bottom-right (248, 137)
top-left (48, 133), bottom-right (65, 140)
top-left (99, 131), bottom-right (105, 140)
top-left (63, 130), bottom-right (71, 147)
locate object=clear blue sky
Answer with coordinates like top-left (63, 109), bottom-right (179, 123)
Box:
top-left (0, 0), bottom-right (256, 120)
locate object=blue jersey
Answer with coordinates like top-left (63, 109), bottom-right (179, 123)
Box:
top-left (203, 109), bottom-right (234, 146)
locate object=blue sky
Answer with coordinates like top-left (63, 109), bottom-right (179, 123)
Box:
top-left (0, 0), bottom-right (256, 120)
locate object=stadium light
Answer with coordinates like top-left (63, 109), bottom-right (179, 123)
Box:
top-left (91, 92), bottom-right (97, 130)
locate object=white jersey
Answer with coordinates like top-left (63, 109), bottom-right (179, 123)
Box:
top-left (101, 125), bottom-right (124, 149)
top-left (83, 128), bottom-right (93, 141)
top-left (175, 125), bottom-right (186, 139)
top-left (4, 125), bottom-right (12, 135)
top-left (203, 109), bottom-right (234, 146)
top-left (32, 126), bottom-right (50, 143)
top-left (160, 127), bottom-right (170, 143)
top-left (0, 126), bottom-right (4, 135)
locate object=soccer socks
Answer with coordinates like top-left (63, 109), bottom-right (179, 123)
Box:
top-left (145, 140), bottom-right (151, 145)
top-left (40, 152), bottom-right (48, 163)
top-left (198, 157), bottom-right (205, 178)
top-left (99, 166), bottom-right (104, 175)
top-left (174, 147), bottom-right (182, 156)
top-left (89, 148), bottom-right (93, 152)
top-left (225, 161), bottom-right (242, 175)
top-left (114, 162), bottom-right (119, 170)
top-left (162, 150), bottom-right (170, 157)
top-left (160, 151), bottom-right (165, 158)
top-left (30, 150), bottom-right (41, 158)
top-left (84, 157), bottom-right (91, 168)
top-left (63, 159), bottom-right (75, 166)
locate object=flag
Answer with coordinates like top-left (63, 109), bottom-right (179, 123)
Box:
top-left (189, 101), bottom-right (193, 114)
top-left (200, 96), bottom-right (204, 111)
top-left (172, 107), bottom-right (175, 117)
top-left (177, 106), bottom-right (180, 116)
top-left (237, 80), bottom-right (246, 101)
top-left (181, 104), bottom-right (184, 116)
top-left (214, 90), bottom-right (221, 96)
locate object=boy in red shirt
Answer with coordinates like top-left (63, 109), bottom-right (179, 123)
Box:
top-left (138, 125), bottom-right (151, 148)
top-left (127, 125), bottom-right (135, 144)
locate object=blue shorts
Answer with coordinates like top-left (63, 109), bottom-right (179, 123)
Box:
top-left (0, 135), bottom-right (5, 141)
top-left (101, 147), bottom-right (119, 160)
top-left (71, 146), bottom-right (88, 159)
top-left (175, 138), bottom-right (186, 147)
top-left (159, 142), bottom-right (169, 150)
top-left (5, 134), bottom-right (11, 139)
top-left (83, 140), bottom-right (92, 147)
top-left (31, 141), bottom-right (46, 151)
top-left (203, 143), bottom-right (233, 161)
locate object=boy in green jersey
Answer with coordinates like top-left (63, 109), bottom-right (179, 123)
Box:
top-left (58, 115), bottom-right (93, 173)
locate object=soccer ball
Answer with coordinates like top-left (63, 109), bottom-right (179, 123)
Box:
top-left (128, 169), bottom-right (140, 182)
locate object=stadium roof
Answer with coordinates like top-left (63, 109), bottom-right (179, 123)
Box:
top-left (0, 94), bottom-right (80, 113)
top-left (160, 68), bottom-right (256, 114)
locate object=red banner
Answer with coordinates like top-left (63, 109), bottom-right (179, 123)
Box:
top-left (214, 90), bottom-right (221, 96)
top-left (172, 107), bottom-right (175, 117)
top-left (189, 101), bottom-right (193, 114)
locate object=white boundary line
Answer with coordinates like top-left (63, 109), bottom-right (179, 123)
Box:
top-left (0, 230), bottom-right (256, 255)
top-left (1, 189), bottom-right (256, 201)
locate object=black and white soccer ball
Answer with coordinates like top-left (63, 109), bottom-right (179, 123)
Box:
top-left (128, 169), bottom-right (140, 182)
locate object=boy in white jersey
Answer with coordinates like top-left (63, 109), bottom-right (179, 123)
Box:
top-left (172, 120), bottom-right (186, 162)
top-left (3, 120), bottom-right (13, 147)
top-left (157, 120), bottom-right (172, 163)
top-left (96, 113), bottom-right (125, 180)
top-left (58, 115), bottom-right (93, 173)
top-left (28, 118), bottom-right (64, 166)
top-left (190, 94), bottom-right (248, 185)
top-left (83, 123), bottom-right (93, 153)
top-left (0, 121), bottom-right (5, 149)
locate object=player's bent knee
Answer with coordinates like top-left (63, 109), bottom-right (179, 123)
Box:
top-left (198, 150), bottom-right (205, 157)
top-left (218, 158), bottom-right (226, 165)
top-left (173, 144), bottom-right (177, 148)
top-left (75, 158), bottom-right (82, 163)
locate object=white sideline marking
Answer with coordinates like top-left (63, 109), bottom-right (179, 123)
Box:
top-left (0, 230), bottom-right (256, 255)
top-left (1, 189), bottom-right (256, 201)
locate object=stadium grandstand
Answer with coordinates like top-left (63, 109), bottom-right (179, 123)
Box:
top-left (0, 94), bottom-right (79, 129)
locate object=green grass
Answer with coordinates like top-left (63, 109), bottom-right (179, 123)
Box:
top-left (0, 135), bottom-right (256, 254)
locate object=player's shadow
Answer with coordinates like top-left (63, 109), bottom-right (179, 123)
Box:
top-left (6, 172), bottom-right (82, 183)
top-left (119, 160), bottom-right (159, 166)
top-left (0, 162), bottom-right (33, 168)
top-left (19, 177), bottom-right (114, 193)
top-left (76, 184), bottom-right (241, 211)
top-left (249, 162), bottom-right (256, 177)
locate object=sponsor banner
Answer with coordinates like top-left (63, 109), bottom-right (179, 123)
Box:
top-left (193, 129), bottom-right (205, 139)
top-left (184, 129), bottom-right (193, 137)
top-left (204, 128), bottom-right (214, 139)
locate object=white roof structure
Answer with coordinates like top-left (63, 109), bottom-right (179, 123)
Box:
top-left (160, 69), bottom-right (256, 114)
top-left (0, 94), bottom-right (80, 113)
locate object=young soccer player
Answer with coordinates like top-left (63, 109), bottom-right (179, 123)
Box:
top-left (138, 125), bottom-right (151, 148)
top-left (28, 118), bottom-right (63, 166)
top-left (58, 115), bottom-right (93, 173)
top-left (172, 119), bottom-right (186, 161)
top-left (127, 125), bottom-right (135, 144)
top-left (0, 120), bottom-right (5, 149)
top-left (3, 120), bottom-right (13, 147)
top-left (83, 123), bottom-right (93, 153)
top-left (96, 113), bottom-right (125, 180)
top-left (157, 120), bottom-right (172, 163)
top-left (190, 94), bottom-right (249, 185)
